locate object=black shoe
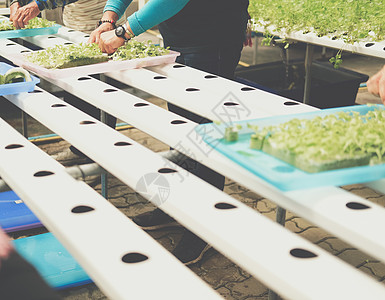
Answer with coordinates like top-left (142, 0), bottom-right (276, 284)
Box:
top-left (132, 208), bottom-right (180, 230)
top-left (172, 230), bottom-right (212, 266)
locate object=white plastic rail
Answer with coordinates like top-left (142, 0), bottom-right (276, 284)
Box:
top-left (0, 117), bottom-right (221, 300)
top-left (2, 85), bottom-right (385, 299)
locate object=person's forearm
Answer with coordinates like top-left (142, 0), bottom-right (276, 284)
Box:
top-left (127, 0), bottom-right (189, 36)
top-left (104, 0), bottom-right (133, 20)
top-left (104, 0), bottom-right (190, 37)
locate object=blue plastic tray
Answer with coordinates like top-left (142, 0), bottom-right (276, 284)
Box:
top-left (0, 23), bottom-right (61, 39)
top-left (13, 233), bottom-right (92, 289)
top-left (0, 191), bottom-right (41, 232)
top-left (0, 62), bottom-right (40, 95)
top-left (196, 105), bottom-right (385, 191)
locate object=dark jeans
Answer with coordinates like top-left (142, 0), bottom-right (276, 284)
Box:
top-left (166, 41), bottom-right (245, 190)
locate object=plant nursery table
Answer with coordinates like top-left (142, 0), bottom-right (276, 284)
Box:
top-left (0, 24), bottom-right (384, 300)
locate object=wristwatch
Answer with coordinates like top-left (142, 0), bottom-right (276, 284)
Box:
top-left (115, 23), bottom-right (134, 42)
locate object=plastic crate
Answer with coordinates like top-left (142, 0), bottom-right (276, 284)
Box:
top-left (235, 60), bottom-right (369, 109)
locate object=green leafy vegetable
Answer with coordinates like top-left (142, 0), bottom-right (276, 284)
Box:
top-left (26, 43), bottom-right (108, 69)
top-left (25, 40), bottom-right (170, 69)
top-left (247, 105), bottom-right (385, 172)
top-left (111, 40), bottom-right (170, 61)
top-left (249, 0), bottom-right (385, 68)
top-left (0, 17), bottom-right (55, 31)
top-left (0, 67), bottom-right (32, 84)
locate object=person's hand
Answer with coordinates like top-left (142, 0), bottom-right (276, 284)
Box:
top-left (0, 228), bottom-right (13, 268)
top-left (9, 1), bottom-right (20, 23)
top-left (88, 22), bottom-right (115, 44)
top-left (367, 65), bottom-right (385, 105)
top-left (10, 1), bottom-right (40, 29)
top-left (244, 31), bottom-right (253, 47)
top-left (98, 29), bottom-right (125, 54)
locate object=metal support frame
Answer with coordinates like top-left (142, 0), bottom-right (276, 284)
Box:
top-left (303, 43), bottom-right (314, 105)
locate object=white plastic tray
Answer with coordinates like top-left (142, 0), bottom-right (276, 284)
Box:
top-left (9, 50), bottom-right (180, 79)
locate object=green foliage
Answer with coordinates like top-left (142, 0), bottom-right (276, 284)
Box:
top-left (111, 40), bottom-right (170, 61)
top-left (249, 0), bottom-right (385, 67)
top-left (26, 43), bottom-right (108, 69)
top-left (0, 17), bottom-right (55, 31)
top-left (26, 40), bottom-right (170, 69)
top-left (248, 106), bottom-right (385, 165)
top-left (0, 67), bottom-right (32, 84)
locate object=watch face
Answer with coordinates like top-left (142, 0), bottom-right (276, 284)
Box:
top-left (115, 26), bottom-right (124, 37)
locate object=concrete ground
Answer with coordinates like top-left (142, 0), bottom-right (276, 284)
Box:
top-left (2, 38), bottom-right (385, 300)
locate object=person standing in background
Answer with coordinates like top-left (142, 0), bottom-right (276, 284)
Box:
top-left (90, 0), bottom-right (250, 265)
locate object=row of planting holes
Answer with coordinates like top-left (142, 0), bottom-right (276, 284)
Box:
top-left (66, 76), bottom-right (375, 261)
top-left (16, 67), bottom-right (374, 260)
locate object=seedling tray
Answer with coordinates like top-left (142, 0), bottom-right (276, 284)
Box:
top-left (0, 191), bottom-right (41, 232)
top-left (0, 23), bottom-right (61, 39)
top-left (13, 232), bottom-right (91, 289)
top-left (196, 105), bottom-right (385, 191)
top-left (0, 62), bottom-right (40, 95)
top-left (10, 50), bottom-right (180, 79)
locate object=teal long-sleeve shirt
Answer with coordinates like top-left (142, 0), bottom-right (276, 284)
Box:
top-left (104, 0), bottom-right (189, 37)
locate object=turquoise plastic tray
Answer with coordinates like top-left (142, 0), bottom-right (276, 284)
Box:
top-left (0, 62), bottom-right (40, 95)
top-left (0, 23), bottom-right (60, 39)
top-left (13, 233), bottom-right (92, 289)
top-left (196, 105), bottom-right (385, 191)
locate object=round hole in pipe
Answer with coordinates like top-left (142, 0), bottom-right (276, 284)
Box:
top-left (241, 87), bottom-right (255, 91)
top-left (290, 248), bottom-right (318, 258)
top-left (171, 120), bottom-right (187, 125)
top-left (103, 88), bottom-right (118, 93)
top-left (6, 43), bottom-right (16, 46)
top-left (114, 141), bottom-right (132, 147)
top-left (204, 75), bottom-right (218, 79)
top-left (51, 103), bottom-right (67, 108)
top-left (365, 43), bottom-right (375, 47)
top-left (153, 76), bottom-right (167, 80)
top-left (173, 64), bottom-right (185, 68)
top-left (28, 90), bottom-right (43, 93)
top-left (284, 101), bottom-right (300, 106)
top-left (134, 103), bottom-right (149, 107)
top-left (5, 144), bottom-right (24, 150)
top-left (223, 102), bottom-right (239, 106)
top-left (47, 36), bottom-right (57, 39)
top-left (214, 202), bottom-right (237, 210)
top-left (34, 170), bottom-right (54, 177)
top-left (79, 120), bottom-right (96, 125)
top-left (64, 42), bottom-right (73, 45)
top-left (68, 29), bottom-right (75, 32)
top-left (78, 77), bottom-right (91, 81)
top-left (20, 50), bottom-right (31, 53)
top-left (186, 88), bottom-right (200, 92)
top-left (158, 168), bottom-right (177, 174)
top-left (84, 35), bottom-right (90, 38)
top-left (346, 202), bottom-right (371, 210)
top-left (71, 205), bottom-right (95, 213)
top-left (122, 252), bottom-right (149, 263)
